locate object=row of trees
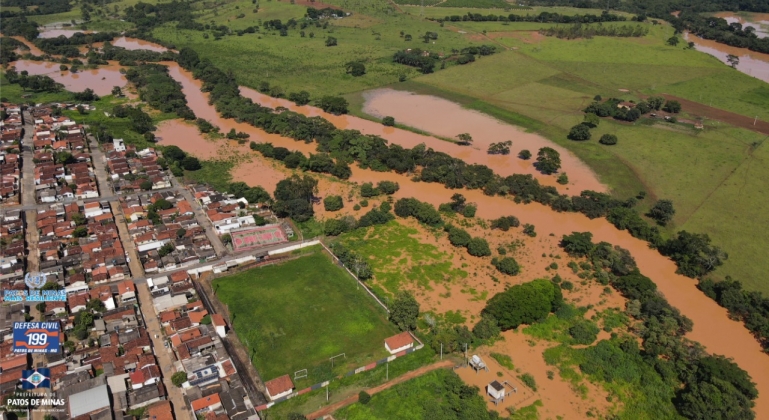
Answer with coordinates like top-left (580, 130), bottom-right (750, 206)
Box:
top-left (559, 231), bottom-right (757, 420)
top-left (675, 12), bottom-right (769, 54)
top-left (4, 68), bottom-right (62, 92)
top-left (540, 23), bottom-right (649, 39)
top-left (250, 142), bottom-right (352, 180)
top-left (698, 277), bottom-right (769, 351)
top-left (436, 10), bottom-right (632, 24)
top-left (124, 64), bottom-right (196, 120)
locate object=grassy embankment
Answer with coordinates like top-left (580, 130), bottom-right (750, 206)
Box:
top-left (212, 247), bottom-right (398, 387)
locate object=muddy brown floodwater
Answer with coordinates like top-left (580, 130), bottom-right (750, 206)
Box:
top-left (13, 56), bottom-right (761, 416)
top-left (238, 87), bottom-right (606, 194)
top-left (160, 66), bottom-right (769, 417)
top-left (9, 60), bottom-right (127, 96)
top-left (37, 29), bottom-right (96, 38)
top-left (685, 32), bottom-right (769, 83)
top-left (111, 37), bottom-right (168, 52)
top-left (713, 12), bottom-right (769, 39)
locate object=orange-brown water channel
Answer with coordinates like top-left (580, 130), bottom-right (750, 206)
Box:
top-left (685, 31), bottom-right (769, 83)
top-left (7, 53), bottom-right (769, 417)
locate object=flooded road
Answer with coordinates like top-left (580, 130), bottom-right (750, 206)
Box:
top-left (685, 32), bottom-right (769, 83)
top-left (10, 60), bottom-right (127, 96)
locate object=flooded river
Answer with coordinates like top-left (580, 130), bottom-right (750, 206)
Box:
top-left (167, 64), bottom-right (769, 416)
top-left (714, 12), bottom-right (769, 39)
top-left (7, 53), bottom-right (769, 416)
top-left (685, 12), bottom-right (769, 83)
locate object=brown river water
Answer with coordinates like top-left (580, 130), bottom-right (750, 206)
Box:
top-left (684, 12), bottom-right (769, 83)
top-left (164, 63), bottom-right (769, 417)
top-left (8, 49), bottom-right (769, 416)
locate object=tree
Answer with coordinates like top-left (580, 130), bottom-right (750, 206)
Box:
top-left (447, 226), bottom-right (471, 247)
top-left (726, 54), bottom-right (739, 68)
top-left (467, 237), bottom-right (491, 257)
top-left (583, 113), bottom-right (600, 128)
top-left (599, 134), bottom-right (618, 145)
top-left (663, 100), bottom-right (682, 113)
top-left (73, 226), bottom-right (88, 238)
top-left (569, 322), bottom-right (599, 345)
top-left (323, 195), bottom-right (343, 211)
top-left (317, 96), bottom-right (348, 114)
top-left (358, 391), bottom-right (371, 404)
top-left (164, 145), bottom-right (187, 162)
top-left (676, 377), bottom-right (755, 420)
top-left (561, 232), bottom-right (594, 257)
top-left (345, 61), bottom-right (366, 76)
top-left (158, 243), bottom-right (175, 257)
top-left (325, 36), bottom-right (338, 46)
top-left (111, 86), bottom-right (123, 97)
top-left (389, 291), bottom-right (419, 331)
top-left (568, 124), bottom-right (592, 141)
top-left (519, 149), bottom-right (532, 160)
top-left (171, 372), bottom-right (187, 387)
top-left (456, 133), bottom-right (473, 145)
top-left (376, 181), bottom-right (399, 195)
top-left (181, 156), bottom-right (202, 170)
top-left (667, 36), bottom-right (679, 46)
top-left (472, 315), bottom-right (500, 340)
top-left (176, 228), bottom-right (187, 239)
top-left (523, 224), bottom-right (536, 237)
top-left (482, 279), bottom-right (562, 330)
top-left (86, 298), bottom-right (105, 312)
top-left (382, 116), bottom-right (395, 126)
top-left (557, 173), bottom-right (569, 185)
top-left (288, 91), bottom-right (311, 105)
top-left (536, 147), bottom-right (561, 174)
top-left (140, 180), bottom-right (153, 190)
top-left (491, 257), bottom-right (520, 275)
top-left (648, 199), bottom-right (675, 225)
top-left (488, 140), bottom-right (512, 155)
top-left (273, 175), bottom-right (318, 222)
top-left (71, 213), bottom-right (86, 226)
top-left (647, 96), bottom-right (665, 110)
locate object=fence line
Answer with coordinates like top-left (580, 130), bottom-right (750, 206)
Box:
top-left (318, 240), bottom-right (390, 314)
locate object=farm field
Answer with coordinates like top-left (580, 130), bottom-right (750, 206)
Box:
top-left (212, 246), bottom-right (398, 387)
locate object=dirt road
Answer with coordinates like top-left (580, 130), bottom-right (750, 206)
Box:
top-left (660, 94), bottom-right (769, 135)
top-left (306, 359), bottom-right (454, 420)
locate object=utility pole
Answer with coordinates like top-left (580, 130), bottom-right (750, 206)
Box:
top-left (386, 361), bottom-right (389, 380)
top-left (464, 343), bottom-right (468, 366)
top-left (440, 343), bottom-right (443, 360)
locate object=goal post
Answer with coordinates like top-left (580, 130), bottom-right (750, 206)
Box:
top-left (294, 369), bottom-right (308, 380)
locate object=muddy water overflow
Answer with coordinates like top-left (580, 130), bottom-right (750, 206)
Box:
top-left (10, 60), bottom-right (127, 96)
top-left (684, 31), bottom-right (769, 83)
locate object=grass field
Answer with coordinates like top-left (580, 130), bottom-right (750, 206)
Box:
top-left (337, 221), bottom-right (468, 299)
top-left (212, 247), bottom-right (398, 386)
top-left (334, 369), bottom-right (474, 419)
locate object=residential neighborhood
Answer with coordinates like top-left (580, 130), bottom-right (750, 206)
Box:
top-left (0, 103), bottom-right (311, 420)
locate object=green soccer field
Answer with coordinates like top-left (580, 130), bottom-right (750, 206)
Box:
top-left (212, 246), bottom-right (398, 387)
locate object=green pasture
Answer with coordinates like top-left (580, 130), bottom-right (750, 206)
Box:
top-left (337, 220), bottom-right (467, 299)
top-left (212, 247), bottom-right (397, 386)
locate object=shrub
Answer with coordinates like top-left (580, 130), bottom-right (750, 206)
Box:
top-left (376, 181), bottom-right (399, 195)
top-left (599, 134), bottom-right (618, 145)
top-left (569, 321), bottom-right (599, 345)
top-left (323, 195), bottom-right (343, 212)
top-left (447, 226), bottom-right (472, 247)
top-left (382, 116), bottom-right (395, 126)
top-left (557, 173), bottom-right (569, 185)
top-left (518, 373), bottom-right (537, 391)
top-left (492, 257), bottom-right (521, 275)
top-left (519, 149), bottom-right (532, 160)
top-left (491, 216), bottom-right (520, 231)
top-left (472, 315), bottom-right (500, 341)
top-left (561, 281), bottom-right (574, 291)
top-left (467, 237), bottom-right (491, 257)
top-left (360, 182), bottom-right (380, 197)
top-left (358, 391), bottom-right (371, 404)
top-left (462, 205), bottom-right (477, 218)
top-left (523, 224), bottom-right (536, 237)
top-left (568, 124), bottom-right (592, 141)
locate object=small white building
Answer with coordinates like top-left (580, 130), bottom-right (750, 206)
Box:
top-left (487, 381), bottom-right (505, 401)
top-left (384, 331), bottom-right (414, 355)
top-left (264, 375), bottom-right (294, 401)
top-left (65, 280), bottom-right (89, 295)
top-left (211, 314), bottom-right (226, 338)
top-left (83, 202), bottom-right (104, 219)
top-left (112, 139), bottom-right (125, 152)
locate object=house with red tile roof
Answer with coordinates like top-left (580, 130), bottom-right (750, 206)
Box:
top-left (191, 394), bottom-right (221, 413)
top-left (264, 375), bottom-right (294, 401)
top-left (384, 331), bottom-right (414, 354)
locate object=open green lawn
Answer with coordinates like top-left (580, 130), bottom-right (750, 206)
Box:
top-left (334, 369), bottom-right (483, 420)
top-left (212, 247), bottom-right (398, 386)
top-left (337, 221), bottom-right (467, 299)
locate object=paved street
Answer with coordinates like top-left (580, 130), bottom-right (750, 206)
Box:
top-left (174, 178), bottom-right (228, 257)
top-left (137, 282), bottom-right (193, 420)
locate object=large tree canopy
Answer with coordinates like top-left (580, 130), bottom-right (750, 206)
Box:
top-left (482, 279), bottom-right (563, 330)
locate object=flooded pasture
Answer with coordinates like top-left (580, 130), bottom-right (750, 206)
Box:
top-left (10, 60), bottom-right (127, 96)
